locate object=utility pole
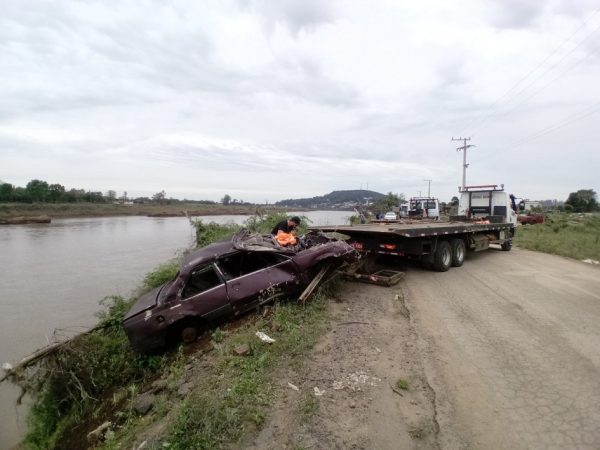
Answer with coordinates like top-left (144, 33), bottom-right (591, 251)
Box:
top-left (424, 179), bottom-right (432, 198)
top-left (452, 137), bottom-right (474, 190)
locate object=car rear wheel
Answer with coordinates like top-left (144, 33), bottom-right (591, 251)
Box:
top-left (450, 239), bottom-right (466, 267)
top-left (433, 241), bottom-right (452, 272)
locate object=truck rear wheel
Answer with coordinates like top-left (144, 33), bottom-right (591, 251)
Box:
top-left (450, 239), bottom-right (466, 267)
top-left (501, 240), bottom-right (512, 251)
top-left (433, 241), bottom-right (452, 272)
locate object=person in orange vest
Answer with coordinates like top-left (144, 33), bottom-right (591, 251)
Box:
top-left (271, 216), bottom-right (301, 246)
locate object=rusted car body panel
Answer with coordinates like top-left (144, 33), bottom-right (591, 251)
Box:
top-left (123, 232), bottom-right (357, 353)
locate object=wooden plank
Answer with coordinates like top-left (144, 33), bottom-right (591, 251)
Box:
top-left (298, 264), bottom-right (332, 304)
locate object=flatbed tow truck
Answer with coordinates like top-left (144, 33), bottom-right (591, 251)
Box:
top-left (311, 185), bottom-right (517, 272)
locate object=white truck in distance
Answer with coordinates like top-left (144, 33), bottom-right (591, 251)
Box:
top-left (401, 197), bottom-right (440, 220)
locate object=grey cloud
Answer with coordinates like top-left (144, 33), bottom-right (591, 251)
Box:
top-left (552, 0), bottom-right (599, 18)
top-left (486, 0), bottom-right (545, 29)
top-left (243, 0), bottom-right (335, 35)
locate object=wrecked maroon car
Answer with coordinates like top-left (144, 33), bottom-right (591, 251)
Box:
top-left (123, 230), bottom-right (358, 353)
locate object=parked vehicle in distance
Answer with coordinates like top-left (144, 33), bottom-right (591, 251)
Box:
top-left (408, 197), bottom-right (440, 220)
top-left (518, 213), bottom-right (544, 225)
top-left (123, 231), bottom-right (358, 353)
top-left (384, 211), bottom-right (397, 220)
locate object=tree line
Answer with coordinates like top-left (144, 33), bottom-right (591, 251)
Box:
top-left (0, 180), bottom-right (217, 205)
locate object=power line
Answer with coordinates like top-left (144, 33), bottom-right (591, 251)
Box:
top-left (502, 101), bottom-right (600, 149)
top-left (470, 100), bottom-right (600, 164)
top-left (460, 7), bottom-right (600, 136)
top-left (470, 22), bottom-right (600, 137)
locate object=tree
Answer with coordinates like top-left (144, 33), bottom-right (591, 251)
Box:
top-left (565, 189), bottom-right (598, 212)
top-left (85, 191), bottom-right (104, 203)
top-left (450, 196), bottom-right (459, 206)
top-left (26, 179), bottom-right (49, 202)
top-left (370, 192), bottom-right (404, 213)
top-left (0, 183), bottom-right (14, 202)
top-left (64, 188), bottom-right (86, 202)
top-left (106, 190), bottom-right (117, 202)
top-left (152, 190), bottom-right (166, 203)
top-left (48, 184), bottom-right (66, 202)
top-left (221, 194), bottom-right (231, 205)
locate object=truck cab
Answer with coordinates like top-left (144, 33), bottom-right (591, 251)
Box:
top-left (408, 197), bottom-right (440, 220)
top-left (399, 203), bottom-right (410, 218)
top-left (458, 185), bottom-right (517, 225)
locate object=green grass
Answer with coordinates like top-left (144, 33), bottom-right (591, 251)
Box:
top-left (165, 292), bottom-right (330, 449)
top-left (300, 392), bottom-right (319, 419)
top-left (514, 213), bottom-right (600, 260)
top-left (396, 378), bottom-right (410, 391)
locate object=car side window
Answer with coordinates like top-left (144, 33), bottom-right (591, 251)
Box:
top-left (182, 265), bottom-right (222, 299)
top-left (216, 252), bottom-right (289, 280)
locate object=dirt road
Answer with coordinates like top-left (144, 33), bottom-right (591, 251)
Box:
top-left (245, 247), bottom-right (600, 449)
top-left (408, 247), bottom-right (600, 450)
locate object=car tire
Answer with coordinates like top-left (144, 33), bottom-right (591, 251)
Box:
top-left (501, 240), bottom-right (512, 251)
top-left (433, 241), bottom-right (452, 272)
top-left (450, 239), bottom-right (466, 267)
top-left (167, 319), bottom-right (204, 347)
top-left (181, 326), bottom-right (198, 344)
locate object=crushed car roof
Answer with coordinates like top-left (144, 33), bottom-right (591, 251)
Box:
top-left (180, 230), bottom-right (297, 273)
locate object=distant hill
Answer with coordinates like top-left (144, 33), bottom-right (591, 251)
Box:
top-left (275, 190), bottom-right (384, 209)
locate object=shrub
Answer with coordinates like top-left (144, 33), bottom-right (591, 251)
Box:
top-left (193, 220), bottom-right (240, 247)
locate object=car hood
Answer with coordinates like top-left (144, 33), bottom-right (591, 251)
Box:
top-left (123, 285), bottom-right (162, 321)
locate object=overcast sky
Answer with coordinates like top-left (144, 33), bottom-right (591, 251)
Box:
top-left (1, 0), bottom-right (599, 203)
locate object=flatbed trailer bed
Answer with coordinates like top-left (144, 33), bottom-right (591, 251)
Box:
top-left (311, 220), bottom-right (515, 272)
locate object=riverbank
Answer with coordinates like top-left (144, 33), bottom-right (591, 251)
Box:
top-left (0, 202), bottom-right (287, 220)
top-left (1, 213), bottom-right (337, 449)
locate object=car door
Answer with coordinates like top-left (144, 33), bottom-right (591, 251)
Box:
top-left (175, 263), bottom-right (231, 321)
top-left (217, 251), bottom-right (300, 313)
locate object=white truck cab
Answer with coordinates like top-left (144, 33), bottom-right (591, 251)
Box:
top-left (409, 197), bottom-right (440, 220)
top-left (458, 185), bottom-right (517, 225)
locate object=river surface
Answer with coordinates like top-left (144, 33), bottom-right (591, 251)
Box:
top-left (0, 210), bottom-right (351, 449)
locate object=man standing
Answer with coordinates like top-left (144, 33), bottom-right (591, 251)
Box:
top-left (271, 216), bottom-right (301, 236)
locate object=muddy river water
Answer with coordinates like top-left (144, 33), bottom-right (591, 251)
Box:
top-left (0, 211), bottom-right (351, 448)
